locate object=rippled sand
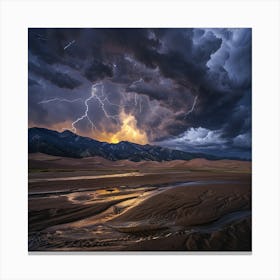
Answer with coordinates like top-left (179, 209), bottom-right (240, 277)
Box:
top-left (28, 155), bottom-right (251, 251)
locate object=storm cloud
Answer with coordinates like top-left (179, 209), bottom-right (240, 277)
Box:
top-left (28, 28), bottom-right (251, 159)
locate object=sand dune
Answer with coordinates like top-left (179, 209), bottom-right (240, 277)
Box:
top-left (110, 182), bottom-right (251, 229)
top-left (29, 153), bottom-right (251, 172)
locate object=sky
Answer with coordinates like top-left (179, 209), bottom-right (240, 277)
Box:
top-left (28, 28), bottom-right (251, 159)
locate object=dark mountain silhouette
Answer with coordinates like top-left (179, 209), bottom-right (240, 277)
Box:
top-left (28, 127), bottom-right (221, 161)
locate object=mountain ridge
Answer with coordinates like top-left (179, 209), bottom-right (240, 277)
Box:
top-left (28, 127), bottom-right (232, 162)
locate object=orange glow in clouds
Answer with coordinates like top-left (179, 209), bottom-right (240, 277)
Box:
top-left (29, 111), bottom-right (148, 145)
top-left (97, 110), bottom-right (148, 144)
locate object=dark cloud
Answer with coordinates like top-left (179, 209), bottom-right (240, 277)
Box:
top-left (28, 28), bottom-right (251, 159)
top-left (109, 28), bottom-right (250, 141)
top-left (84, 60), bottom-right (113, 82)
top-left (28, 61), bottom-right (82, 89)
top-left (28, 78), bottom-right (39, 87)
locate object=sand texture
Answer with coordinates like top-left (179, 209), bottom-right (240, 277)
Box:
top-left (29, 154), bottom-right (251, 251)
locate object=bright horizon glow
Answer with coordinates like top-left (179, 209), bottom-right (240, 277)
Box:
top-left (96, 110), bottom-right (148, 144)
top-left (28, 109), bottom-right (149, 145)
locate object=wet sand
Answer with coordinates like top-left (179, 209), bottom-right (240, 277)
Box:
top-left (28, 154), bottom-right (251, 251)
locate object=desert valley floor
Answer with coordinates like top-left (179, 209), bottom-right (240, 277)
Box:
top-left (28, 153), bottom-right (251, 251)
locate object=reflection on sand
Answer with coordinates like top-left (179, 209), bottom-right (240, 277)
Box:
top-left (28, 156), bottom-right (251, 251)
top-left (29, 179), bottom-right (251, 251)
top-left (29, 172), bottom-right (145, 183)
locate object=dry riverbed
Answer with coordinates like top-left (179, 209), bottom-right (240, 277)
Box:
top-left (28, 154), bottom-right (251, 251)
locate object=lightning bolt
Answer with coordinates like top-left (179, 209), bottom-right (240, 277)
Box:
top-left (128, 78), bottom-right (144, 113)
top-left (38, 97), bottom-right (82, 104)
top-left (184, 95), bottom-right (198, 119)
top-left (130, 78), bottom-right (143, 88)
top-left (71, 85), bottom-right (97, 133)
top-left (93, 84), bottom-right (120, 122)
top-left (139, 99), bottom-right (142, 113)
top-left (38, 82), bottom-right (124, 134)
top-left (31, 31), bottom-right (48, 41)
top-left (99, 84), bottom-right (123, 109)
top-left (64, 40), bottom-right (76, 50)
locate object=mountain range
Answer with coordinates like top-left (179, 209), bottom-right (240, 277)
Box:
top-left (28, 127), bottom-right (222, 162)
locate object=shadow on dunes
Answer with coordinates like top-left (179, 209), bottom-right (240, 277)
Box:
top-left (29, 196), bottom-right (137, 232)
top-left (125, 217), bottom-right (251, 251)
top-left (110, 183), bottom-right (251, 229)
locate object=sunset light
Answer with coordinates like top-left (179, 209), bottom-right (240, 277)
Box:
top-left (96, 110), bottom-right (148, 144)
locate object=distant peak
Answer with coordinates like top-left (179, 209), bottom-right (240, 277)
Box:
top-left (59, 130), bottom-right (79, 139)
top-left (61, 129), bottom-right (75, 135)
top-left (119, 141), bottom-right (129, 144)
